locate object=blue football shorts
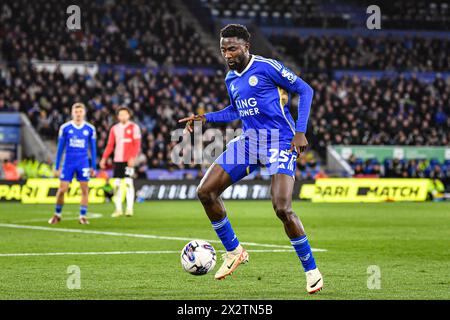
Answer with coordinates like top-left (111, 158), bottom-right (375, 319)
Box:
top-left (215, 136), bottom-right (298, 183)
top-left (60, 158), bottom-right (91, 182)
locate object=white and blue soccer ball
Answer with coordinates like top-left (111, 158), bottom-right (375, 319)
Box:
top-left (181, 240), bottom-right (216, 275)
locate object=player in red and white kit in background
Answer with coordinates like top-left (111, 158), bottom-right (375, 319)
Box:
top-left (100, 107), bottom-right (141, 217)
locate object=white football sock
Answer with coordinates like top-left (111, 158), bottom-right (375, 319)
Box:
top-left (114, 178), bottom-right (123, 211)
top-left (125, 177), bottom-right (134, 211)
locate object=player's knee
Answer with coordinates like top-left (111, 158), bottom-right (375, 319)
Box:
top-left (80, 187), bottom-right (89, 196)
top-left (58, 185), bottom-right (69, 194)
top-left (274, 203), bottom-right (295, 222)
top-left (196, 185), bottom-right (217, 204)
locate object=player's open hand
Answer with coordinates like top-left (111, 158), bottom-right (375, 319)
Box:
top-left (178, 114), bottom-right (206, 134)
top-left (290, 132), bottom-right (308, 154)
top-left (90, 169), bottom-right (97, 177)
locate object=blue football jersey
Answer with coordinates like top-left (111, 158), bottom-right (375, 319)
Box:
top-left (224, 55), bottom-right (305, 147)
top-left (55, 121), bottom-right (97, 169)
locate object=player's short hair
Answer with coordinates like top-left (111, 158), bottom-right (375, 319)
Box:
top-left (116, 106), bottom-right (133, 116)
top-left (71, 102), bottom-right (86, 111)
top-left (220, 24), bottom-right (250, 43)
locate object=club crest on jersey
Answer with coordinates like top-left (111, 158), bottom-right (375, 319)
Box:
top-left (69, 129), bottom-right (74, 134)
top-left (281, 67), bottom-right (297, 84)
top-left (248, 75), bottom-right (258, 86)
top-left (83, 130), bottom-right (89, 136)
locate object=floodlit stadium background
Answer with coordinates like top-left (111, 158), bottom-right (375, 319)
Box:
top-left (0, 0), bottom-right (449, 300)
top-left (1, 0), bottom-right (449, 201)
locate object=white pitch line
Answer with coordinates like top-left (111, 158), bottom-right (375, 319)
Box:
top-left (0, 249), bottom-right (296, 257)
top-left (0, 223), bottom-right (327, 252)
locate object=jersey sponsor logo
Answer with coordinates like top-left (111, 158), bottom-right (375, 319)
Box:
top-left (248, 75), bottom-right (258, 86)
top-left (236, 97), bottom-right (257, 108)
top-left (281, 67), bottom-right (297, 84)
top-left (235, 97), bottom-right (260, 117)
top-left (69, 138), bottom-right (86, 148)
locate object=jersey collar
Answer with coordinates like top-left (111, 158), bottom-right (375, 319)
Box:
top-left (233, 55), bottom-right (255, 77)
top-left (71, 120), bottom-right (85, 129)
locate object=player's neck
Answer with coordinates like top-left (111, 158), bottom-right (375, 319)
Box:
top-left (236, 54), bottom-right (252, 74)
top-left (72, 120), bottom-right (84, 127)
top-left (119, 121), bottom-right (129, 126)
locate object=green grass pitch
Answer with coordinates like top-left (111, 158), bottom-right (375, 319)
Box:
top-left (0, 201), bottom-right (448, 300)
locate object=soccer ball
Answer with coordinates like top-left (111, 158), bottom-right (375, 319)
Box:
top-left (181, 240), bottom-right (217, 275)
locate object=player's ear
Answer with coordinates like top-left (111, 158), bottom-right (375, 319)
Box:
top-left (244, 41), bottom-right (250, 52)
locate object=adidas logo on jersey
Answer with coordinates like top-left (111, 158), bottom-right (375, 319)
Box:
top-left (277, 163), bottom-right (286, 169)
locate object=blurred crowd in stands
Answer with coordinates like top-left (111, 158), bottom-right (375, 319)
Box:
top-left (1, 0), bottom-right (220, 67)
top-left (271, 35), bottom-right (450, 72)
top-left (0, 0), bottom-right (449, 183)
top-left (348, 155), bottom-right (450, 180)
top-left (1, 62), bottom-right (449, 179)
top-left (197, 0), bottom-right (450, 30)
top-left (357, 0), bottom-right (450, 30)
top-left (196, 0), bottom-right (349, 28)
top-left (303, 73), bottom-right (450, 156)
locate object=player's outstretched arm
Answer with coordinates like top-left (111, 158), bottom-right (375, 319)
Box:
top-left (54, 131), bottom-right (66, 176)
top-left (90, 131), bottom-right (97, 176)
top-left (204, 104), bottom-right (240, 123)
top-left (179, 105), bottom-right (240, 133)
top-left (100, 127), bottom-right (115, 169)
top-left (178, 114), bottom-right (206, 133)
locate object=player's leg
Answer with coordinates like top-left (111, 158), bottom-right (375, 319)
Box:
top-left (196, 163), bottom-right (232, 221)
top-left (197, 163), bottom-right (249, 280)
top-left (49, 180), bottom-right (70, 224)
top-left (271, 173), bottom-right (323, 294)
top-left (113, 178), bottom-right (123, 217)
top-left (78, 181), bottom-right (89, 224)
top-left (76, 166), bottom-right (91, 224)
top-left (197, 136), bottom-right (259, 279)
top-left (124, 166), bottom-right (135, 217)
top-left (112, 162), bottom-right (126, 217)
top-left (271, 174), bottom-right (305, 237)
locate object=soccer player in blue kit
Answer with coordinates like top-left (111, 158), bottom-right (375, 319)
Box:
top-left (179, 24), bottom-right (323, 293)
top-left (48, 103), bottom-right (97, 225)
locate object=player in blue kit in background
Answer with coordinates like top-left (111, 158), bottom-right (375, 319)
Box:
top-left (179, 24), bottom-right (323, 294)
top-left (48, 103), bottom-right (97, 225)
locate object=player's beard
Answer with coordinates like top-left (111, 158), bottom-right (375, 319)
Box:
top-left (227, 55), bottom-right (245, 71)
top-left (229, 54), bottom-right (251, 72)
